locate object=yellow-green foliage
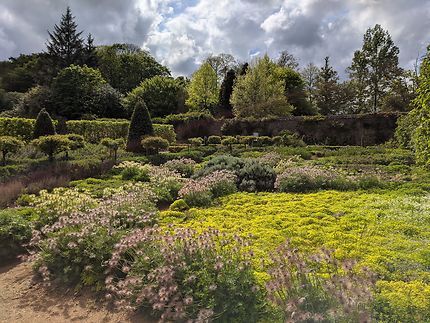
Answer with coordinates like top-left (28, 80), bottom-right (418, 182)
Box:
top-left (160, 190), bottom-right (430, 319)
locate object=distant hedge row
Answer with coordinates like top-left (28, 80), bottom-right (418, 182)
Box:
top-left (0, 118), bottom-right (176, 143)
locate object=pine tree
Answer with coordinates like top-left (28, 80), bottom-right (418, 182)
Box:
top-left (46, 6), bottom-right (85, 70)
top-left (84, 34), bottom-right (98, 67)
top-left (126, 99), bottom-right (154, 152)
top-left (33, 108), bottom-right (56, 139)
top-left (219, 69), bottom-right (236, 111)
top-left (240, 63), bottom-right (249, 76)
top-left (316, 57), bottom-right (340, 115)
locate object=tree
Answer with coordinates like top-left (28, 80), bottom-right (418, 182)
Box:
top-left (33, 108), bottom-right (56, 139)
top-left (50, 64), bottom-right (121, 119)
top-left (301, 63), bottom-right (319, 108)
top-left (219, 69), bottom-right (236, 112)
top-left (240, 63), bottom-right (249, 76)
top-left (409, 47), bottom-right (430, 165)
top-left (96, 44), bottom-right (170, 93)
top-left (205, 53), bottom-right (237, 82)
top-left (186, 63), bottom-right (219, 112)
top-left (32, 135), bottom-right (71, 161)
top-left (0, 136), bottom-right (24, 165)
top-left (124, 76), bottom-right (184, 117)
top-left (277, 50), bottom-right (299, 70)
top-left (348, 51), bottom-right (368, 113)
top-left (349, 24), bottom-right (401, 113)
top-left (279, 68), bottom-right (315, 116)
top-left (382, 70), bottom-right (416, 112)
top-left (126, 99), bottom-right (154, 152)
top-left (13, 86), bottom-right (53, 118)
top-left (84, 34), bottom-right (98, 67)
top-left (315, 57), bottom-right (340, 115)
top-left (231, 55), bottom-right (293, 118)
top-left (0, 90), bottom-right (22, 113)
top-left (46, 7), bottom-right (85, 71)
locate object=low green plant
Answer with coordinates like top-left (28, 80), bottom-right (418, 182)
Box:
top-left (169, 199), bottom-right (190, 211)
top-left (141, 136), bottom-right (169, 155)
top-left (31, 135), bottom-right (72, 161)
top-left (0, 136), bottom-right (24, 165)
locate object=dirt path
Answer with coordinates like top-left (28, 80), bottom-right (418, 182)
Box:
top-left (0, 260), bottom-right (145, 323)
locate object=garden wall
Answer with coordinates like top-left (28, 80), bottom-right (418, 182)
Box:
top-left (175, 113), bottom-right (403, 146)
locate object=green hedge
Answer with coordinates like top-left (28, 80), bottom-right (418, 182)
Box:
top-left (0, 118), bottom-right (36, 141)
top-left (0, 118), bottom-right (176, 144)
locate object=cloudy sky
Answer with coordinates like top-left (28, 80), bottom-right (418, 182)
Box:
top-left (0, 0), bottom-right (429, 77)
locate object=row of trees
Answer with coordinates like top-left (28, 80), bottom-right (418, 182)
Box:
top-left (0, 7), bottom-right (418, 120)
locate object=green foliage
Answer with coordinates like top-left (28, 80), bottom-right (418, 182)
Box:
top-left (100, 137), bottom-right (124, 161)
top-left (219, 69), bottom-right (236, 111)
top-left (96, 43), bottom-right (170, 93)
top-left (0, 136), bottom-right (24, 165)
top-left (186, 62), bottom-right (219, 112)
top-left (141, 136), bottom-right (169, 155)
top-left (33, 108), bottom-right (56, 139)
top-left (207, 135), bottom-right (222, 145)
top-left (0, 208), bottom-right (35, 260)
top-left (412, 48), bottom-right (430, 165)
top-left (0, 117), bottom-right (36, 141)
top-left (11, 86), bottom-right (52, 118)
top-left (154, 111), bottom-right (214, 125)
top-left (231, 55), bottom-right (293, 118)
top-left (0, 90), bottom-right (23, 113)
top-left (51, 64), bottom-right (119, 119)
top-left (394, 111), bottom-right (418, 149)
top-left (316, 57), bottom-right (341, 115)
top-left (188, 137), bottom-right (204, 147)
top-left (32, 134), bottom-right (72, 161)
top-left (126, 100), bottom-right (154, 152)
top-left (280, 130), bottom-right (306, 147)
top-left (124, 76), bottom-right (184, 117)
top-left (169, 199), bottom-right (190, 211)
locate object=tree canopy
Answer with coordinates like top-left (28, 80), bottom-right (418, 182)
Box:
top-left (186, 63), bottom-right (219, 112)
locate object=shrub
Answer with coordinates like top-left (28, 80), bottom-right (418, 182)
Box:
top-left (169, 199), bottom-right (190, 211)
top-left (239, 159), bottom-right (276, 192)
top-left (32, 186), bottom-right (157, 287)
top-left (153, 124), bottom-right (176, 143)
top-left (106, 227), bottom-right (264, 322)
top-left (187, 137), bottom-right (204, 147)
top-left (0, 136), bottom-right (24, 165)
top-left (141, 136), bottom-right (169, 155)
top-left (280, 130), bottom-right (306, 147)
top-left (0, 117), bottom-right (35, 141)
top-left (31, 135), bottom-right (72, 161)
top-left (394, 112), bottom-right (418, 149)
top-left (221, 136), bottom-right (237, 152)
top-left (207, 135), bottom-right (222, 145)
top-left (267, 241), bottom-right (374, 322)
top-left (178, 179), bottom-right (213, 207)
top-left (126, 99), bottom-right (153, 152)
top-left (0, 208), bottom-right (35, 260)
top-left (163, 158), bottom-right (196, 177)
top-left (101, 137), bottom-right (124, 161)
top-left (254, 136), bottom-right (272, 147)
top-left (33, 108), bottom-right (56, 139)
top-left (115, 161), bottom-right (150, 182)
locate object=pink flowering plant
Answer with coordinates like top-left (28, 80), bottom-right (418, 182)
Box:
top-left (266, 240), bottom-right (375, 322)
top-left (31, 186), bottom-right (158, 288)
top-left (105, 227), bottom-right (265, 322)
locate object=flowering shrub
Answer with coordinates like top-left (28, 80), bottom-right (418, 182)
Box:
top-left (163, 158), bottom-right (196, 178)
top-left (32, 185), bottom-right (157, 288)
top-left (115, 161), bottom-right (150, 181)
top-left (266, 241), bottom-right (375, 322)
top-left (179, 170), bottom-right (237, 207)
top-left (28, 188), bottom-right (98, 228)
top-left (106, 227), bottom-right (264, 322)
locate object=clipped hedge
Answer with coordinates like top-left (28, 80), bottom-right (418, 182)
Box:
top-left (0, 118), bottom-right (176, 144)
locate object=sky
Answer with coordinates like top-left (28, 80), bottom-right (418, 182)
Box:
top-left (0, 0), bottom-right (429, 77)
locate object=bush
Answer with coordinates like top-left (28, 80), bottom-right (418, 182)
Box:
top-left (207, 135), bottom-right (222, 145)
top-left (115, 161), bottom-right (150, 182)
top-left (153, 124), bottom-right (176, 143)
top-left (32, 186), bottom-right (157, 287)
top-left (221, 136), bottom-right (237, 152)
top-left (126, 99), bottom-right (154, 152)
top-left (188, 137), bottom-right (204, 147)
top-left (254, 136), bottom-right (273, 147)
top-left (31, 135), bottom-right (72, 161)
top-left (280, 130), bottom-right (306, 147)
top-left (33, 108), bottom-right (56, 139)
top-left (239, 159), bottom-right (276, 192)
top-left (0, 136), bottom-right (24, 165)
top-left (163, 158), bottom-right (196, 177)
top-left (141, 136), bottom-right (169, 155)
top-left (169, 199), bottom-right (190, 211)
top-left (394, 112), bottom-right (417, 149)
top-left (0, 208), bottom-right (35, 260)
top-left (106, 228), bottom-right (264, 322)
top-left (100, 137), bottom-right (124, 161)
top-left (0, 118), bottom-right (36, 141)
top-left (155, 111), bottom-right (215, 125)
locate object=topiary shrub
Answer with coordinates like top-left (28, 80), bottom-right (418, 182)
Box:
top-left (188, 137), bottom-right (204, 147)
top-left (0, 136), bottom-right (24, 165)
top-left (100, 137), bottom-right (124, 162)
top-left (126, 99), bottom-right (153, 152)
top-left (141, 136), bottom-right (169, 155)
top-left (254, 136), bottom-right (273, 147)
top-left (221, 136), bottom-right (237, 152)
top-left (33, 108), bottom-right (56, 139)
top-left (207, 135), bottom-right (222, 145)
top-left (31, 135), bottom-right (71, 161)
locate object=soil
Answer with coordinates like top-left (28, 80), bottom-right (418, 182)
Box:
top-left (0, 259), bottom-right (148, 323)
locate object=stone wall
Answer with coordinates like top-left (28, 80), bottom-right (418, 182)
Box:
top-left (174, 113), bottom-right (402, 146)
